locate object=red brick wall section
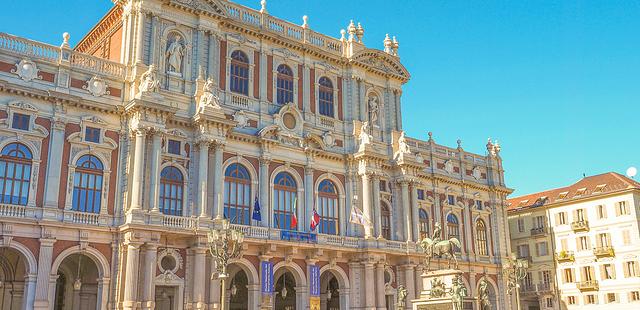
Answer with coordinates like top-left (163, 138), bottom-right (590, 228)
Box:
top-left (297, 65), bottom-right (303, 110)
top-left (106, 130), bottom-right (119, 215)
top-left (337, 76), bottom-right (343, 120)
top-left (107, 87), bottom-right (121, 98)
top-left (219, 40), bottom-right (227, 90)
top-left (109, 26), bottom-right (123, 62)
top-left (39, 71), bottom-right (55, 83)
top-left (0, 110), bottom-right (7, 119)
top-left (35, 117), bottom-right (51, 207)
top-left (12, 236), bottom-right (40, 260)
top-left (70, 78), bottom-right (85, 90)
top-left (90, 242), bottom-right (112, 265)
top-left (58, 123), bottom-right (81, 209)
top-left (223, 152), bottom-right (233, 162)
top-left (294, 259), bottom-right (307, 276)
top-left (245, 255), bottom-right (260, 275)
top-left (0, 61), bottom-right (13, 73)
top-left (52, 240), bottom-right (77, 263)
top-left (309, 69), bottom-right (315, 113)
top-left (267, 55), bottom-right (273, 103)
top-left (253, 51), bottom-right (260, 99)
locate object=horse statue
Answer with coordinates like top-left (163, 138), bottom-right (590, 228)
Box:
top-left (419, 222), bottom-right (462, 270)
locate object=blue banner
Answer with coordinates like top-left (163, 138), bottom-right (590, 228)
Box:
top-left (309, 265), bottom-right (320, 296)
top-left (261, 261), bottom-right (273, 294)
top-left (280, 230), bottom-right (317, 243)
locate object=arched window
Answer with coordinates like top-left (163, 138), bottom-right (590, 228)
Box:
top-left (273, 172), bottom-right (297, 230)
top-left (419, 209), bottom-right (429, 240)
top-left (72, 155), bottom-right (104, 213)
top-left (318, 77), bottom-right (334, 117)
top-left (0, 143), bottom-right (32, 205)
top-left (276, 64), bottom-right (294, 105)
top-left (317, 179), bottom-right (339, 235)
top-left (224, 163), bottom-right (251, 225)
top-left (381, 201), bottom-right (391, 239)
top-left (447, 214), bottom-right (461, 252)
top-left (476, 220), bottom-right (489, 256)
top-left (230, 50), bottom-right (249, 95)
top-left (159, 166), bottom-right (184, 216)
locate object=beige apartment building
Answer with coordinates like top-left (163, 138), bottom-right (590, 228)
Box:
top-left (508, 172), bottom-right (640, 310)
top-left (0, 0), bottom-right (515, 309)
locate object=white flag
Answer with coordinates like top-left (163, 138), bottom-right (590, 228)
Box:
top-left (349, 206), bottom-right (370, 226)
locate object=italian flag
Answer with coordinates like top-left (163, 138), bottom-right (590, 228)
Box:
top-left (291, 196), bottom-right (298, 229)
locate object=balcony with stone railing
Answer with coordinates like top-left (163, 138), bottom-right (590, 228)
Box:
top-left (530, 226), bottom-right (547, 237)
top-left (577, 280), bottom-right (599, 291)
top-left (593, 246), bottom-right (615, 258)
top-left (571, 220), bottom-right (589, 232)
top-left (556, 250), bottom-right (575, 262)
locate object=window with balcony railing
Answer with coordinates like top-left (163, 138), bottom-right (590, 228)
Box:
top-left (318, 77), bottom-right (334, 117)
top-left (317, 179), bottom-right (339, 235)
top-left (273, 172), bottom-right (297, 230)
top-left (276, 64), bottom-right (294, 105)
top-left (72, 155), bottom-right (104, 214)
top-left (0, 143), bottom-right (32, 206)
top-left (230, 50), bottom-right (249, 95)
top-left (159, 166), bottom-right (184, 216)
top-left (224, 163), bottom-right (251, 225)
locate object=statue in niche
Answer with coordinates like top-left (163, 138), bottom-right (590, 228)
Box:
top-left (138, 65), bottom-right (160, 93)
top-left (478, 276), bottom-right (491, 310)
top-left (198, 78), bottom-right (221, 111)
top-left (450, 275), bottom-right (468, 310)
top-left (396, 285), bottom-right (407, 309)
top-left (166, 34), bottom-right (185, 75)
top-left (368, 94), bottom-right (379, 125)
top-left (358, 121), bottom-right (372, 151)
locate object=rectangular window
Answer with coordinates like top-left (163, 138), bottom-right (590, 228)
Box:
top-left (623, 230), bottom-right (631, 245)
top-left (546, 298), bottom-right (553, 308)
top-left (517, 244), bottom-right (530, 258)
top-left (631, 291), bottom-right (640, 301)
top-left (597, 233), bottom-right (611, 247)
top-left (380, 180), bottom-right (387, 192)
top-left (578, 236), bottom-right (590, 251)
top-left (542, 270), bottom-right (551, 284)
top-left (625, 261), bottom-right (639, 277)
top-left (582, 266), bottom-right (594, 281)
top-left (12, 113), bottom-right (30, 130)
top-left (597, 205), bottom-right (607, 219)
top-left (537, 242), bottom-right (549, 256)
top-left (517, 218), bottom-right (525, 233)
top-left (417, 189), bottom-right (425, 200)
top-left (85, 126), bottom-right (101, 143)
top-left (560, 238), bottom-right (568, 251)
top-left (607, 293), bottom-right (617, 303)
top-left (447, 195), bottom-right (455, 205)
top-left (575, 208), bottom-right (586, 221)
top-left (617, 201), bottom-right (629, 216)
top-left (167, 139), bottom-right (181, 155)
top-left (567, 296), bottom-right (576, 305)
top-left (585, 294), bottom-right (596, 304)
top-left (476, 200), bottom-right (483, 210)
top-left (563, 268), bottom-right (574, 283)
top-left (601, 263), bottom-right (615, 280)
top-left (534, 215), bottom-right (545, 228)
top-left (557, 212), bottom-right (566, 225)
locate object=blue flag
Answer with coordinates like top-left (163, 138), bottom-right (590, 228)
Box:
top-left (252, 197), bottom-right (262, 221)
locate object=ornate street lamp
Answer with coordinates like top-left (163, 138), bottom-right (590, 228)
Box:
top-left (504, 253), bottom-right (529, 310)
top-left (208, 219), bottom-right (244, 310)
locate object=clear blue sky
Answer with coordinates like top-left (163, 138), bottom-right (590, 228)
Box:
top-left (2, 0), bottom-right (638, 195)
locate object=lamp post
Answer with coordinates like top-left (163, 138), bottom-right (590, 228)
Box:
top-left (208, 219), bottom-right (244, 310)
top-left (504, 253), bottom-right (529, 310)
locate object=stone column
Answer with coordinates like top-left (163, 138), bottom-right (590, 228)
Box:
top-left (364, 262), bottom-right (376, 310)
top-left (375, 263), bottom-right (386, 310)
top-left (130, 129), bottom-right (146, 210)
top-left (360, 173), bottom-right (373, 238)
top-left (415, 265), bottom-right (424, 296)
top-left (33, 238), bottom-right (55, 310)
top-left (403, 264), bottom-right (416, 309)
top-left (148, 132), bottom-right (162, 212)
top-left (358, 79), bottom-right (366, 121)
top-left (208, 256), bottom-right (221, 309)
top-left (371, 175), bottom-right (382, 238)
top-left (192, 247), bottom-right (207, 309)
top-left (72, 284), bottom-right (81, 310)
top-left (135, 9), bottom-right (146, 64)
top-left (304, 166), bottom-right (314, 232)
top-left (123, 242), bottom-right (142, 310)
top-left (197, 141), bottom-right (210, 217)
top-left (141, 244), bottom-right (158, 310)
top-left (259, 156), bottom-right (270, 227)
top-left (213, 142), bottom-right (225, 219)
top-left (43, 119), bottom-right (65, 208)
top-left (411, 183), bottom-right (420, 242)
top-left (395, 89), bottom-right (403, 130)
top-left (400, 181), bottom-right (412, 242)
top-left (348, 261), bottom-right (361, 308)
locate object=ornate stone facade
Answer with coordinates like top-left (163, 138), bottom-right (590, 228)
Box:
top-left (0, 1), bottom-right (512, 310)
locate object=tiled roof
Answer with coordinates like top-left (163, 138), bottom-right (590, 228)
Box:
top-left (507, 172), bottom-right (640, 211)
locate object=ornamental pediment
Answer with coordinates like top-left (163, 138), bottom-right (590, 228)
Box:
top-left (350, 49), bottom-right (410, 82)
top-left (168, 0), bottom-right (228, 18)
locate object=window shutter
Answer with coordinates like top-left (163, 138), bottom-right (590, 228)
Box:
top-left (623, 230), bottom-right (631, 245)
top-left (616, 203), bottom-right (621, 216)
top-left (576, 238), bottom-right (582, 251)
top-left (554, 213), bottom-right (560, 225)
top-left (600, 265), bottom-right (606, 279)
top-left (535, 243), bottom-right (540, 256)
top-left (611, 264), bottom-right (616, 279)
top-left (624, 263), bottom-right (630, 278)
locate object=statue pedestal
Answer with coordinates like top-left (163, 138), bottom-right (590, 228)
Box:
top-left (412, 269), bottom-right (475, 310)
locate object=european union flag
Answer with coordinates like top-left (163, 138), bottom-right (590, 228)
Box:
top-left (252, 197), bottom-right (262, 221)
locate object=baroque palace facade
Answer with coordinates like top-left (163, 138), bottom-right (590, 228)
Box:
top-left (508, 173), bottom-right (640, 310)
top-left (0, 1), bottom-right (513, 309)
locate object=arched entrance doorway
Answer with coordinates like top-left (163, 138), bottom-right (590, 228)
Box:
top-left (274, 271), bottom-right (296, 310)
top-left (320, 272), bottom-right (340, 310)
top-left (0, 247), bottom-right (30, 310)
top-left (53, 254), bottom-right (100, 310)
top-left (227, 268), bottom-right (249, 309)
